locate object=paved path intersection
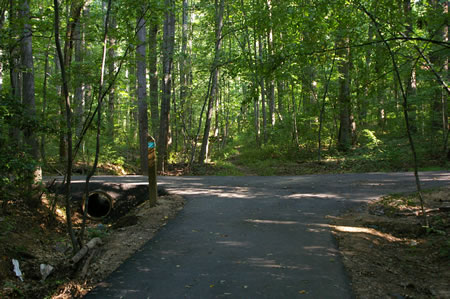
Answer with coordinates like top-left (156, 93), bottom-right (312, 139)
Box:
top-left (83, 171), bottom-right (450, 298)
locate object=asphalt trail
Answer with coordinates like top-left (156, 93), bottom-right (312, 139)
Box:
top-left (82, 171), bottom-right (450, 298)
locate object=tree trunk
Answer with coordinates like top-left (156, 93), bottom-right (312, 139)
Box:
top-left (54, 0), bottom-right (79, 253)
top-left (277, 81), bottom-right (284, 117)
top-left (41, 43), bottom-right (51, 166)
top-left (291, 83), bottom-right (299, 147)
top-left (258, 35), bottom-right (267, 143)
top-left (337, 37), bottom-right (352, 152)
top-left (74, 15), bottom-right (84, 138)
top-left (55, 53), bottom-right (66, 163)
top-left (429, 0), bottom-right (448, 154)
top-left (20, 0), bottom-right (41, 204)
top-left (198, 0), bottom-right (224, 164)
top-left (179, 0), bottom-right (189, 144)
top-left (0, 9), bottom-right (4, 92)
top-left (107, 14), bottom-right (116, 139)
top-left (148, 4), bottom-right (159, 139)
top-left (158, 0), bottom-right (175, 171)
top-left (136, 8), bottom-right (149, 175)
top-left (266, 0), bottom-right (275, 127)
top-left (404, 0), bottom-right (418, 133)
top-left (8, 0), bottom-right (21, 145)
top-left (443, 1), bottom-right (449, 158)
top-left (0, 48), bottom-right (2, 92)
top-left (128, 54), bottom-right (137, 142)
top-left (254, 84), bottom-right (260, 144)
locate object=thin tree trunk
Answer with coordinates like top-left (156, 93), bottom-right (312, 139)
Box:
top-left (41, 42), bottom-right (51, 166)
top-left (443, 1), bottom-right (449, 158)
top-left (179, 0), bottom-right (189, 144)
top-left (80, 0), bottom-right (111, 244)
top-left (291, 83), bottom-right (299, 147)
top-left (136, 7), bottom-right (149, 175)
top-left (277, 81), bottom-right (284, 118)
top-left (359, 3), bottom-right (428, 226)
top-left (254, 84), bottom-right (260, 144)
top-left (258, 35), bottom-right (267, 143)
top-left (404, 0), bottom-right (418, 133)
top-left (54, 0), bottom-right (79, 253)
top-left (318, 53), bottom-right (336, 162)
top-left (55, 52), bottom-right (66, 163)
top-left (266, 0), bottom-right (275, 127)
top-left (74, 15), bottom-right (84, 138)
top-left (199, 0), bottom-right (224, 164)
top-left (9, 0), bottom-right (21, 145)
top-left (107, 14), bottom-right (116, 139)
top-left (0, 9), bottom-right (4, 92)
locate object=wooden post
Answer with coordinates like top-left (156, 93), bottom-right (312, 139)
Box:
top-left (147, 135), bottom-right (158, 207)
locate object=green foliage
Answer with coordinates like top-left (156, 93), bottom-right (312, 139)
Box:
top-left (359, 129), bottom-right (382, 149)
top-left (439, 240), bottom-right (450, 259)
top-left (0, 95), bottom-right (39, 209)
top-left (0, 216), bottom-right (15, 241)
top-left (86, 226), bottom-right (109, 239)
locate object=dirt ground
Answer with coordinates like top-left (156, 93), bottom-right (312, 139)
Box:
top-left (331, 186), bottom-right (450, 298)
top-left (0, 191), bottom-right (184, 298)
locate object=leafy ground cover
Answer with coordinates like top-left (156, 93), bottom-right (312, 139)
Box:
top-left (331, 186), bottom-right (450, 298)
top-left (0, 184), bottom-right (184, 298)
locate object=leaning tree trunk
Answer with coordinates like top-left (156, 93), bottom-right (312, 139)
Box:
top-left (54, 0), bottom-right (82, 253)
top-left (198, 0), bottom-right (224, 164)
top-left (359, 3), bottom-right (429, 226)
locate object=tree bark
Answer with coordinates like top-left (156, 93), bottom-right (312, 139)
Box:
top-left (198, 0), bottom-right (224, 164)
top-left (258, 35), bottom-right (267, 143)
top-left (266, 0), bottom-right (275, 127)
top-left (158, 0), bottom-right (175, 171)
top-left (148, 5), bottom-right (160, 139)
top-left (20, 0), bottom-right (41, 201)
top-left (107, 13), bottom-right (116, 139)
top-left (74, 14), bottom-right (84, 139)
top-left (8, 0), bottom-right (21, 144)
top-left (0, 9), bottom-right (4, 92)
top-left (136, 7), bottom-right (149, 175)
top-left (403, 0), bottom-right (418, 133)
top-left (337, 37), bottom-right (352, 152)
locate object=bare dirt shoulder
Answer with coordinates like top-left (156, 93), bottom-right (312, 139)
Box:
top-left (0, 193), bottom-right (184, 299)
top-left (331, 186), bottom-right (450, 298)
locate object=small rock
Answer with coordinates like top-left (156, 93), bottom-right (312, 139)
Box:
top-left (40, 264), bottom-right (54, 281)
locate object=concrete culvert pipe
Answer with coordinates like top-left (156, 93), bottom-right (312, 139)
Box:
top-left (82, 190), bottom-right (113, 220)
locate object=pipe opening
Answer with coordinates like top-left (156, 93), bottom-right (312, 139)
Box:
top-left (83, 191), bottom-right (113, 220)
